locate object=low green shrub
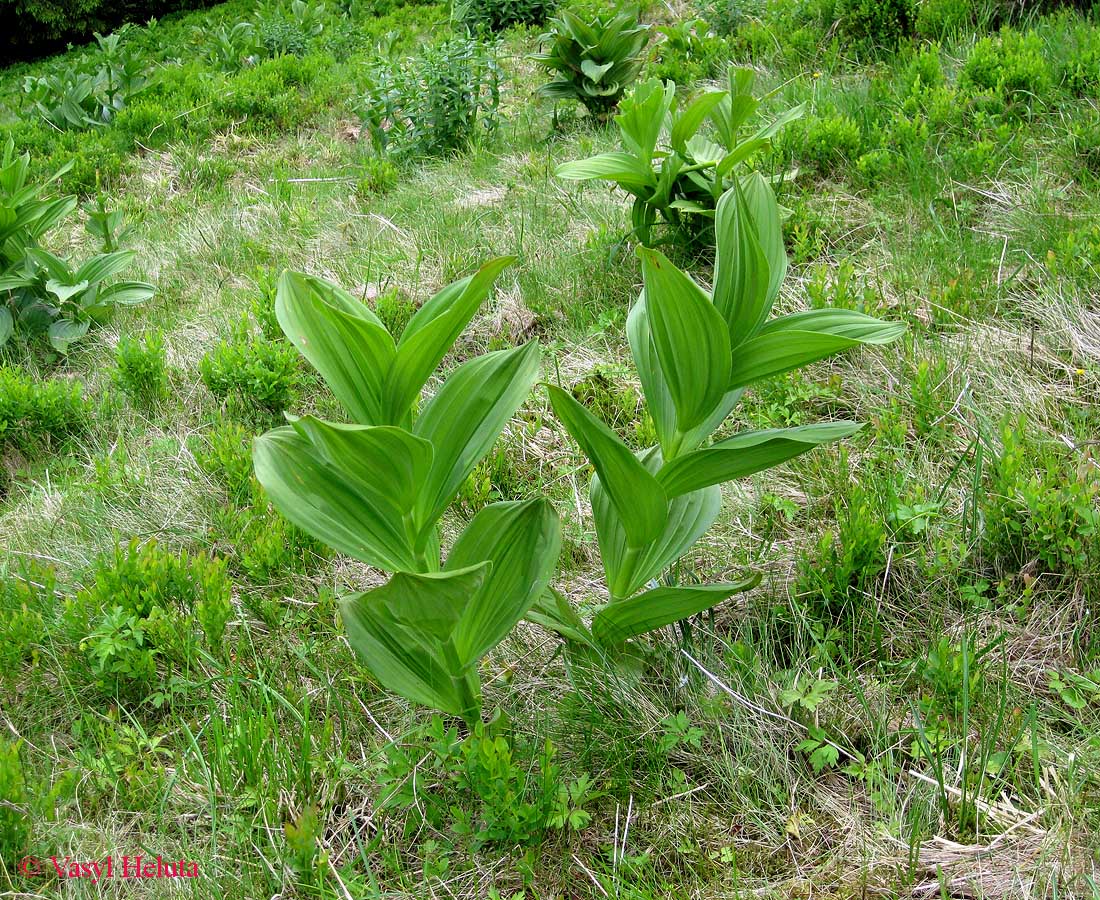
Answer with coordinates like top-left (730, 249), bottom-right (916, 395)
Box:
top-left (456, 0), bottom-right (556, 32)
top-left (191, 420), bottom-right (255, 505)
top-left (255, 0), bottom-right (325, 56)
top-left (837, 0), bottom-right (915, 48)
top-left (0, 562), bottom-right (56, 670)
top-left (0, 367), bottom-right (90, 453)
top-left (199, 325), bottom-right (300, 415)
top-left (361, 37), bottom-right (502, 159)
top-left (0, 740), bottom-right (30, 867)
top-left (983, 418), bottom-right (1099, 576)
top-left (783, 113), bottom-right (864, 175)
top-left (377, 717), bottom-right (594, 847)
top-left (72, 539), bottom-right (234, 700)
top-left (960, 30), bottom-right (1051, 108)
top-left (914, 0), bottom-right (975, 38)
top-left (649, 18), bottom-right (725, 84)
top-left (115, 330), bottom-right (169, 405)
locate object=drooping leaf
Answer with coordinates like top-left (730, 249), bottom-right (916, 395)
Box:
top-left (46, 317), bottom-right (89, 352)
top-left (0, 307), bottom-right (11, 346)
top-left (555, 152), bottom-right (657, 193)
top-left (253, 425), bottom-right (421, 572)
top-left (656, 422), bottom-right (863, 496)
top-left (340, 567), bottom-right (488, 718)
top-left (287, 415), bottom-right (434, 512)
top-left (728, 313), bottom-right (906, 389)
top-left (547, 384), bottom-right (667, 548)
top-left (592, 577), bottom-right (760, 646)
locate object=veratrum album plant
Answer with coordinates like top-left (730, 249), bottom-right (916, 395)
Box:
top-left (532, 176), bottom-right (905, 649)
top-left (253, 259), bottom-right (560, 725)
top-left (555, 67), bottom-right (803, 247)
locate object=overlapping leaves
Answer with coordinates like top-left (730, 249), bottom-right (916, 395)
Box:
top-left (544, 176), bottom-right (904, 648)
top-left (555, 67), bottom-right (804, 247)
top-left (254, 261), bottom-right (561, 724)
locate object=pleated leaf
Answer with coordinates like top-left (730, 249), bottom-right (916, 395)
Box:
top-left (656, 422), bottom-right (863, 497)
top-left (382, 256), bottom-right (514, 423)
top-left (639, 248), bottom-right (730, 434)
top-left (276, 271), bottom-right (396, 425)
top-left (414, 341), bottom-right (541, 533)
top-left (592, 577), bottom-right (760, 647)
top-left (447, 498), bottom-right (562, 665)
top-left (547, 384), bottom-right (668, 549)
top-left (253, 426), bottom-right (419, 572)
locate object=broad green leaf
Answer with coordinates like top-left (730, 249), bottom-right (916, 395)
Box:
top-left (527, 588), bottom-right (596, 647)
top-left (728, 313), bottom-right (906, 389)
top-left (591, 447), bottom-right (721, 599)
top-left (712, 179), bottom-right (769, 345)
top-left (253, 426), bottom-right (420, 572)
top-left (276, 270), bottom-right (396, 426)
top-left (758, 308), bottom-right (909, 342)
top-left (741, 173), bottom-right (786, 326)
top-left (382, 257), bottom-right (513, 423)
top-left (656, 422), bottom-right (863, 496)
top-left (616, 79), bottom-right (673, 163)
top-left (670, 89), bottom-right (727, 154)
top-left (547, 384), bottom-right (667, 548)
top-left (375, 565), bottom-right (488, 644)
top-left (555, 152), bottom-right (656, 193)
top-left (340, 570), bottom-right (485, 718)
top-left (74, 249), bottom-right (134, 286)
top-left (627, 297), bottom-right (744, 458)
top-left (592, 578), bottom-right (760, 646)
top-left (47, 317), bottom-right (89, 352)
top-left (25, 248), bottom-right (72, 282)
top-left (95, 280), bottom-right (155, 306)
top-left (448, 498), bottom-right (562, 664)
top-left (45, 279), bottom-right (89, 303)
top-left (639, 248), bottom-right (730, 434)
top-left (414, 341), bottom-right (541, 533)
top-left (287, 415), bottom-right (433, 512)
top-left (581, 58), bottom-right (614, 83)
top-left (0, 307), bottom-right (11, 345)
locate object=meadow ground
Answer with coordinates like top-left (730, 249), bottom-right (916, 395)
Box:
top-left (0, 0), bottom-right (1098, 896)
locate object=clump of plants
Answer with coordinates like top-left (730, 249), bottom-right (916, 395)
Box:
top-left (254, 258), bottom-right (560, 726)
top-left (70, 539), bottom-right (234, 703)
top-left (649, 18), bottom-right (725, 85)
top-left (361, 37), bottom-right (501, 160)
top-left (836, 0), bottom-right (915, 49)
top-left (0, 366), bottom-right (90, 454)
top-left (531, 177), bottom-right (904, 651)
top-left (22, 28), bottom-right (152, 131)
top-left (456, 0), bottom-right (556, 32)
top-left (115, 330), bottom-right (169, 405)
top-left (200, 324), bottom-right (301, 417)
top-left (533, 7), bottom-right (650, 121)
top-left (959, 30), bottom-right (1051, 109)
top-left (555, 67), bottom-right (802, 246)
top-left (377, 716), bottom-right (596, 848)
top-left (0, 141), bottom-right (153, 353)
